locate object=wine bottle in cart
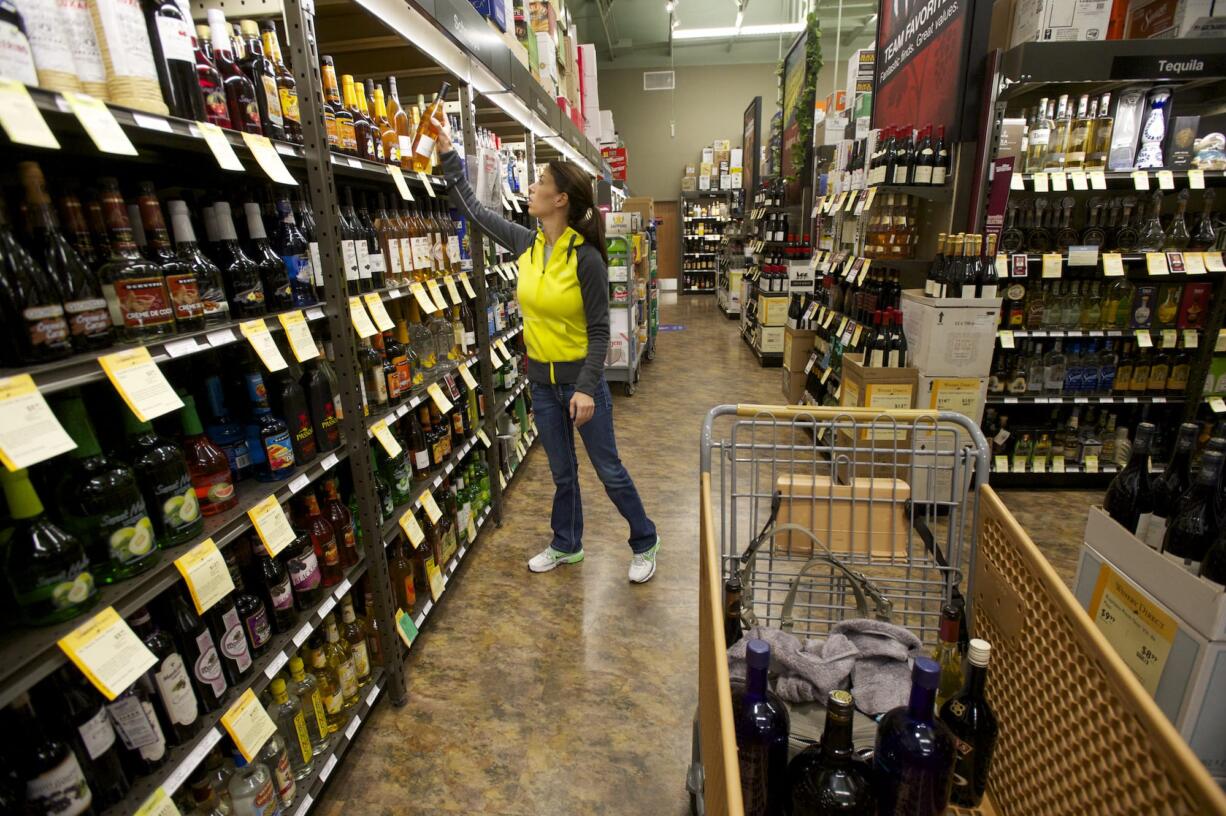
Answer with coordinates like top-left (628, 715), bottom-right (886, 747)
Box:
top-left (1103, 421), bottom-right (1155, 537)
top-left (734, 639), bottom-right (790, 816)
top-left (410, 81), bottom-right (451, 174)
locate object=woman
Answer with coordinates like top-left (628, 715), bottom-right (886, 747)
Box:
top-left (434, 114), bottom-right (660, 584)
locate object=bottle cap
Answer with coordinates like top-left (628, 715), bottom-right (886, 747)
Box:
top-left (827, 689), bottom-right (853, 710)
top-left (912, 656), bottom-right (941, 689)
top-left (289, 656), bottom-right (305, 675)
top-left (746, 638), bottom-right (771, 671)
top-left (270, 678), bottom-right (287, 696)
top-left (967, 638), bottom-right (991, 667)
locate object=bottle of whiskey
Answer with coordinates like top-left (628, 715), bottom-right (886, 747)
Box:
top-left (410, 81), bottom-right (451, 173)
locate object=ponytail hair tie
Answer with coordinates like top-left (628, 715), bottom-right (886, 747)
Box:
top-left (582, 207), bottom-right (595, 224)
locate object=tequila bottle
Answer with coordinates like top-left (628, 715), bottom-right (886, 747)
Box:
top-left (1045, 96), bottom-right (1072, 170)
top-left (1064, 94), bottom-right (1094, 169)
top-left (1024, 98), bottom-right (1052, 173)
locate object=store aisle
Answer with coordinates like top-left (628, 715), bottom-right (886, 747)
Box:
top-left (318, 295), bottom-right (778, 816)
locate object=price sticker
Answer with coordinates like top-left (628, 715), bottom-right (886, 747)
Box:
top-left (1084, 454), bottom-right (1099, 473)
top-left (1132, 170), bottom-right (1150, 190)
top-left (1050, 171), bottom-right (1068, 192)
top-left (395, 608), bottom-right (419, 647)
top-left (1188, 169), bottom-right (1205, 190)
top-left (1067, 246), bottom-right (1099, 267)
top-left (239, 320), bottom-right (289, 372)
top-left (1145, 252), bottom-right (1169, 276)
top-left (458, 362), bottom-right (478, 389)
top-left (1089, 170), bottom-right (1107, 190)
top-left (427, 382), bottom-right (453, 413)
top-left (1204, 252), bottom-right (1225, 272)
top-left (0, 374), bottom-right (77, 471)
top-left (1156, 170), bottom-right (1175, 190)
top-left (1052, 457), bottom-right (1066, 473)
top-left (276, 311), bottom-right (319, 362)
top-left (999, 330), bottom-right (1015, 349)
top-left (1011, 457), bottom-right (1027, 474)
top-left (221, 689), bottom-right (278, 761)
top-left (425, 557), bottom-right (445, 600)
top-left (417, 171), bottom-right (436, 196)
top-left (63, 92), bottom-right (137, 155)
top-left (248, 494), bottom-right (295, 557)
top-left (0, 79), bottom-right (59, 148)
top-left (1183, 329), bottom-right (1199, 349)
top-left (426, 279), bottom-right (447, 309)
top-left (371, 419), bottom-right (402, 458)
top-left (174, 538), bottom-right (234, 615)
top-left (851, 324), bottom-right (864, 347)
top-left (399, 508), bottom-right (424, 547)
top-left (994, 455), bottom-right (1008, 472)
top-left (444, 275), bottom-right (462, 304)
top-left (1041, 253), bottom-right (1063, 278)
top-left (1161, 329), bottom-right (1177, 348)
top-left (387, 165), bottom-right (414, 200)
top-left (134, 788), bottom-right (182, 816)
top-left (98, 347), bottom-right (184, 422)
top-left (1135, 329), bottom-right (1153, 348)
top-left (1034, 456), bottom-right (1048, 474)
top-left (195, 121), bottom-right (244, 171)
top-left (240, 132), bottom-right (296, 185)
top-left (1102, 253), bottom-right (1125, 277)
top-left (347, 296), bottom-right (378, 338)
top-left (55, 605), bottom-right (157, 706)
top-left (1010, 172), bottom-right (1024, 191)
top-left (419, 490), bottom-right (442, 523)
top-left (361, 293), bottom-right (396, 332)
top-left (1211, 397), bottom-right (1226, 414)
top-left (1088, 562), bottom-right (1177, 695)
top-left (1070, 171), bottom-right (1088, 190)
top-left (410, 282), bottom-right (440, 313)
top-left (1032, 171), bottom-right (1049, 192)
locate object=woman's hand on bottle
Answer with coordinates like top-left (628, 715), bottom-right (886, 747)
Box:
top-left (434, 109), bottom-right (454, 153)
top-left (570, 392), bottom-right (595, 428)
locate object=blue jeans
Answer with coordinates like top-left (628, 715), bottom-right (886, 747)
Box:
top-left (530, 378), bottom-right (657, 554)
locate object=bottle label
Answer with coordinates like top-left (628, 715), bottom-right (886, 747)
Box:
top-left (411, 236), bottom-right (432, 271)
top-left (1030, 127), bottom-right (1050, 147)
top-left (279, 88), bottom-right (300, 125)
top-left (245, 605), bottom-right (272, 649)
top-left (323, 684), bottom-right (343, 715)
top-left (155, 14), bottom-right (194, 63)
top-left (319, 532), bottom-right (340, 566)
top-left (288, 546), bottom-right (321, 593)
top-left (193, 467), bottom-right (236, 512)
top-left (220, 606), bottom-right (253, 672)
top-left (309, 241), bottom-right (323, 287)
top-left (203, 84), bottom-right (229, 125)
top-left (160, 270), bottom-right (203, 321)
top-left (77, 706), bottom-right (117, 760)
top-left (340, 120), bottom-right (356, 152)
top-left (913, 165), bottom-right (934, 185)
top-left (92, 0), bottom-right (159, 81)
top-left (386, 242), bottom-right (403, 277)
top-left (107, 695), bottom-right (162, 752)
top-left (193, 629), bottom-right (227, 696)
top-left (269, 574), bottom-right (294, 612)
top-left (108, 276), bottom-right (175, 328)
top-left (352, 640), bottom-right (370, 678)
top-left (25, 752), bottom-right (92, 816)
top-left (269, 750), bottom-right (294, 807)
top-left (980, 284), bottom-right (998, 299)
top-left (264, 429), bottom-right (295, 473)
top-left (22, 302), bottom-right (71, 351)
top-left (1141, 514), bottom-right (1167, 550)
top-left (341, 239), bottom-right (359, 281)
top-left (292, 710), bottom-right (312, 762)
top-left (64, 297), bottom-right (112, 340)
top-left (397, 237), bottom-right (413, 272)
top-left (447, 235), bottom-right (460, 264)
top-left (154, 652), bottom-right (200, 727)
top-left (893, 165), bottom-right (909, 184)
top-left (414, 132), bottom-right (435, 160)
top-left (310, 690), bottom-right (329, 738)
top-left (261, 75), bottom-right (284, 126)
top-left (337, 658), bottom-right (357, 698)
top-left (1148, 364), bottom-right (1169, 391)
top-left (933, 166), bottom-right (947, 186)
top-left (369, 251), bottom-right (386, 275)
top-left (356, 241), bottom-right (372, 280)
top-left (414, 449), bottom-right (429, 470)
top-left (155, 478), bottom-right (199, 538)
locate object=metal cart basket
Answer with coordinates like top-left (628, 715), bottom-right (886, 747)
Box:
top-left (692, 404), bottom-right (1226, 816)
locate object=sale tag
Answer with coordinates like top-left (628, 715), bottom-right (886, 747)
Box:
top-left (395, 608), bottom-right (418, 646)
top-left (98, 347), bottom-right (184, 422)
top-left (361, 293), bottom-right (396, 332)
top-left (1032, 171), bottom-right (1049, 192)
top-left (1102, 253), bottom-right (1125, 277)
top-left (387, 165), bottom-right (414, 200)
top-left (458, 362), bottom-right (478, 389)
top-left (240, 132), bottom-right (297, 185)
top-left (0, 374), bottom-right (77, 471)
top-left (1161, 329), bottom-right (1177, 348)
top-left (427, 382), bottom-right (453, 413)
top-left (444, 275), bottom-right (462, 305)
top-left (410, 282), bottom-right (440, 313)
top-left (174, 538), bottom-right (234, 615)
top-left (1204, 252), bottom-right (1225, 272)
top-left (371, 419), bottom-right (402, 458)
top-left (999, 330), bottom-right (1015, 349)
top-left (248, 494), bottom-right (295, 557)
top-left (426, 280), bottom-right (447, 310)
top-left (1089, 170), bottom-right (1107, 190)
top-left (196, 121), bottom-right (244, 171)
top-left (1156, 170), bottom-right (1175, 190)
top-left (276, 311), bottom-right (318, 362)
top-left (419, 490), bottom-right (442, 523)
top-left (134, 788), bottom-right (182, 816)
top-left (1135, 329), bottom-right (1153, 348)
top-left (63, 92), bottom-right (136, 155)
top-left (1184, 253), bottom-right (1207, 275)
top-left (416, 171), bottom-right (436, 196)
top-left (1070, 171), bottom-right (1088, 190)
top-left (1041, 253), bottom-right (1063, 278)
top-left (399, 508), bottom-right (424, 547)
top-left (348, 296), bottom-right (378, 338)
top-left (221, 689), bottom-right (278, 761)
top-left (1132, 170), bottom-right (1150, 190)
top-left (425, 556), bottom-right (445, 600)
top-left (0, 79), bottom-right (59, 148)
top-left (1145, 252), bottom-right (1169, 276)
top-left (1183, 329), bottom-right (1199, 349)
top-left (994, 455), bottom-right (1008, 472)
top-left (1050, 171), bottom-right (1067, 192)
top-left (58, 607), bottom-right (158, 700)
top-left (1089, 562), bottom-right (1177, 695)
top-left (1084, 454), bottom-right (1099, 473)
top-left (1188, 169), bottom-right (1205, 190)
top-left (240, 320), bottom-right (289, 372)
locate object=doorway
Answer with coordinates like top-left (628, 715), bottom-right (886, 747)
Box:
top-left (655, 200), bottom-right (680, 291)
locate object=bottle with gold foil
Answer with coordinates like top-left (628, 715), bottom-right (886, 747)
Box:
top-left (341, 74), bottom-right (364, 158)
top-left (319, 56), bottom-right (345, 152)
top-left (261, 21), bottom-right (301, 144)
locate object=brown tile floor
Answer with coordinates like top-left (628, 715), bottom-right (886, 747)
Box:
top-left (316, 294), bottom-right (1102, 816)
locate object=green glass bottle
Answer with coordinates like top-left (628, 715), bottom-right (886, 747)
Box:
top-left (55, 396), bottom-right (159, 582)
top-left (123, 407), bottom-right (203, 547)
top-left (0, 468), bottom-right (96, 624)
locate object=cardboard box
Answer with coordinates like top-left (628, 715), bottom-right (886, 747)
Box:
top-left (909, 376), bottom-right (988, 504)
top-left (535, 32), bottom-right (558, 79)
top-left (712, 139), bottom-right (731, 150)
top-left (529, 0), bottom-right (556, 34)
top-left (759, 325), bottom-right (785, 353)
top-left (782, 367), bottom-right (807, 403)
top-left (698, 175), bottom-right (711, 191)
top-left (684, 164), bottom-right (697, 177)
top-left (471, 0), bottom-right (507, 30)
top-left (774, 473), bottom-right (911, 558)
top-left (1125, 0), bottom-right (1226, 37)
top-left (714, 149), bottom-right (731, 167)
top-left (1074, 507), bottom-right (1226, 781)
top-left (606, 305), bottom-right (632, 366)
top-left (701, 147), bottom-right (714, 164)
top-left (900, 290), bottom-right (1002, 378)
top-left (757, 294), bottom-right (790, 327)
top-left (1010, 0), bottom-right (1111, 45)
top-left (783, 327), bottom-right (816, 372)
top-left (604, 211), bottom-right (633, 235)
top-left (601, 146), bottom-right (627, 180)
top-left (622, 196), bottom-right (654, 225)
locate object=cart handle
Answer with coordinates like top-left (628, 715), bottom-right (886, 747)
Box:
top-left (735, 404), bottom-right (940, 422)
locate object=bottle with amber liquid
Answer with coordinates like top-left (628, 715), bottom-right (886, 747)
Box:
top-left (302, 491), bottom-right (342, 587)
top-left (357, 80), bottom-right (383, 162)
top-left (342, 74), bottom-right (368, 159)
top-left (207, 9), bottom-right (261, 134)
top-left (322, 477), bottom-right (359, 568)
top-left (96, 179), bottom-right (176, 340)
top-left (387, 76), bottom-right (411, 169)
top-left (261, 21), bottom-right (300, 143)
top-left (238, 19), bottom-right (284, 141)
top-left (410, 81), bottom-right (450, 173)
top-left (320, 56), bottom-right (346, 152)
top-left (373, 83), bottom-right (399, 165)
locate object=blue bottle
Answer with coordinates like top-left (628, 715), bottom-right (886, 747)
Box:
top-left (873, 656), bottom-right (955, 815)
top-left (734, 639), bottom-right (791, 816)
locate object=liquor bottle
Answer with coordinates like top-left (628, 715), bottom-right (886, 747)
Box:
top-left (410, 81), bottom-right (450, 173)
top-left (301, 353), bottom-right (341, 453)
top-left (192, 17), bottom-right (229, 127)
top-left (389, 537), bottom-right (417, 611)
top-left (208, 9), bottom-right (261, 133)
top-left (910, 125), bottom-right (934, 186)
top-left (322, 613), bottom-right (359, 709)
top-left (259, 21), bottom-right (299, 143)
top-left (359, 336), bottom-right (389, 412)
top-left (238, 19), bottom-right (284, 141)
top-left (363, 589), bottom-right (384, 667)
top-left (165, 200), bottom-right (229, 325)
top-left (341, 73), bottom-right (369, 159)
top-left (144, 0), bottom-right (204, 120)
top-left (242, 367), bottom-right (296, 481)
top-left (318, 56), bottom-right (349, 152)
top-left (340, 594), bottom-right (371, 687)
top-left (135, 184), bottom-right (205, 330)
top-left (167, 589), bottom-right (228, 711)
top-left (1163, 450), bottom-right (1223, 570)
top-left (254, 730), bottom-right (295, 811)
top-left (129, 606), bottom-right (201, 746)
top-left (1064, 94), bottom-right (1093, 169)
top-left (46, 667), bottom-right (130, 808)
top-left (204, 562), bottom-right (254, 687)
top-left (343, 188), bottom-right (373, 291)
top-left (272, 197), bottom-right (317, 307)
top-left (873, 656), bottom-right (956, 815)
top-left (1104, 421), bottom-right (1156, 536)
top-left (232, 562), bottom-right (272, 657)
top-left (1146, 427), bottom-right (1199, 550)
top-left (302, 491), bottom-right (342, 587)
top-left (202, 373), bottom-right (251, 482)
top-left (213, 201), bottom-right (267, 317)
top-left (253, 541), bottom-right (295, 633)
top-left (94, 179), bottom-right (177, 339)
top-left (387, 76), bottom-right (412, 167)
top-left (289, 655), bottom-right (331, 755)
top-left (269, 370), bottom-right (317, 465)
top-left (228, 753), bottom-right (279, 816)
top-left (269, 678), bottom-right (314, 780)
top-left (10, 692), bottom-right (95, 816)
top-left (787, 689), bottom-right (875, 815)
top-left (734, 639), bottom-right (790, 816)
top-left (0, 0), bottom-right (38, 86)
top-left (372, 83), bottom-right (400, 165)
top-left (244, 201), bottom-right (292, 312)
top-left (1045, 96), bottom-right (1071, 170)
top-left (286, 528), bottom-right (322, 607)
top-left (932, 603), bottom-right (963, 710)
top-left (939, 639), bottom-right (998, 808)
top-left (123, 406), bottom-right (202, 547)
top-left (356, 79), bottom-right (382, 161)
top-left (1085, 92), bottom-right (1113, 170)
top-left (978, 234), bottom-right (999, 299)
top-left (930, 125), bottom-right (949, 186)
top-left (891, 125), bottom-right (914, 185)
top-left (1190, 190), bottom-right (1218, 251)
top-left (358, 191), bottom-right (386, 289)
top-left (322, 478), bottom-right (359, 568)
top-left (1024, 98), bottom-right (1052, 173)
top-left (306, 637), bottom-right (342, 731)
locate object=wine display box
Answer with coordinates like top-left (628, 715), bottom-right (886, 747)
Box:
top-left (1074, 507), bottom-right (1226, 783)
top-left (900, 290), bottom-right (1003, 379)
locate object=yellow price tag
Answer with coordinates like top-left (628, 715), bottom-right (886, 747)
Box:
top-left (1070, 171), bottom-right (1088, 190)
top-left (1051, 457), bottom-right (1066, 473)
top-left (1188, 169), bottom-right (1205, 190)
top-left (1102, 253), bottom-right (1125, 277)
top-left (1184, 253), bottom-right (1207, 275)
top-left (410, 282), bottom-right (440, 313)
top-left (371, 419), bottom-right (402, 458)
top-left (394, 608), bottom-right (418, 646)
top-left (240, 132), bottom-right (297, 185)
top-left (425, 556), bottom-right (445, 600)
top-left (0, 78), bottom-right (59, 148)
top-left (1032, 171), bottom-right (1049, 192)
top-left (1210, 397), bottom-right (1226, 414)
top-left (221, 688), bottom-right (278, 761)
top-left (1084, 454), bottom-right (1099, 473)
top-left (196, 121), bottom-right (245, 171)
top-left (1183, 329), bottom-right (1199, 349)
top-left (1049, 171), bottom-right (1067, 192)
top-left (420, 490), bottom-right (442, 523)
top-left (427, 382), bottom-right (453, 413)
top-left (64, 92), bottom-right (136, 155)
top-left (1089, 170), bottom-right (1107, 190)
top-left (444, 275), bottom-right (462, 305)
top-left (1088, 562), bottom-right (1177, 695)
top-left (1041, 253), bottom-right (1063, 278)
top-left (0, 374), bottom-right (77, 471)
top-left (458, 362), bottom-right (478, 389)
top-left (458, 273), bottom-right (477, 299)
top-left (348, 296), bottom-right (378, 338)
top-left (387, 165), bottom-right (414, 200)
top-left (1132, 170), bottom-right (1150, 190)
top-left (1156, 170), bottom-right (1175, 190)
top-left (174, 538), bottom-right (234, 615)
top-left (361, 293), bottom-right (395, 332)
top-left (247, 494), bottom-right (295, 557)
top-left (417, 171), bottom-right (437, 196)
top-left (276, 310), bottom-right (318, 363)
top-left (98, 347), bottom-right (184, 422)
top-left (133, 788), bottom-right (182, 816)
top-left (998, 330), bottom-right (1015, 349)
top-left (1135, 329), bottom-right (1153, 348)
top-left (58, 607), bottom-right (158, 700)
top-left (426, 279), bottom-right (447, 309)
top-left (1204, 252), bottom-right (1225, 272)
top-left (399, 508), bottom-right (424, 547)
top-left (994, 455), bottom-right (1008, 472)
top-left (1145, 252), bottom-right (1169, 276)
top-left (477, 428), bottom-right (491, 447)
top-left (239, 319), bottom-right (289, 372)
top-left (1161, 329), bottom-right (1177, 348)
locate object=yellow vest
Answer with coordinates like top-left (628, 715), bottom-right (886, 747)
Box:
top-left (516, 227), bottom-right (588, 378)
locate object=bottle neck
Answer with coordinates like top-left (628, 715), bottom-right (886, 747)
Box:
top-left (214, 203), bottom-right (239, 242)
top-left (2, 469), bottom-right (45, 520)
top-left (820, 709), bottom-right (854, 762)
top-left (99, 188), bottom-right (140, 257)
top-left (907, 682), bottom-right (936, 722)
top-left (966, 661), bottom-right (988, 698)
top-left (744, 660), bottom-right (768, 703)
top-left (60, 398), bottom-right (103, 458)
top-left (180, 395), bottom-right (206, 436)
top-left (245, 203), bottom-right (269, 240)
top-left (123, 407), bottom-right (155, 439)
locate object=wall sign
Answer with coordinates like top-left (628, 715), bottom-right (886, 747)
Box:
top-left (1110, 54), bottom-right (1226, 80)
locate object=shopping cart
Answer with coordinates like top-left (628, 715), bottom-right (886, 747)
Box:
top-left (690, 403), bottom-right (1226, 816)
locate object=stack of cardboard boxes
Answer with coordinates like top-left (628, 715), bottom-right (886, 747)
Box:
top-left (846, 49), bottom-right (875, 141)
top-left (682, 141), bottom-right (743, 192)
top-left (999, 0), bottom-right (1225, 46)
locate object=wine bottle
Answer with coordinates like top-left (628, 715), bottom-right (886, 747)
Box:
top-left (787, 689), bottom-right (875, 815)
top-left (1199, 531), bottom-right (1226, 589)
top-left (143, 0), bottom-right (205, 120)
top-left (123, 405), bottom-right (203, 547)
top-left (167, 199), bottom-right (230, 325)
top-left (1103, 421), bottom-right (1155, 537)
top-left (10, 692), bottom-right (95, 815)
top-left (1162, 449), bottom-right (1223, 571)
top-left (238, 19), bottom-right (284, 141)
top-left (273, 197), bottom-right (317, 306)
top-left (1143, 422), bottom-right (1198, 550)
top-left (938, 639), bottom-right (998, 808)
top-left (213, 200), bottom-right (267, 317)
top-left (129, 606), bottom-right (201, 745)
top-left (96, 179), bottom-right (177, 340)
top-left (193, 17), bottom-right (229, 127)
top-left (245, 200), bottom-right (294, 312)
top-left (105, 671), bottom-right (168, 778)
top-left (301, 350), bottom-right (341, 452)
top-left (301, 491), bottom-right (342, 587)
top-left (933, 602), bottom-right (963, 710)
top-left (45, 667), bottom-right (130, 808)
top-left (207, 8), bottom-right (260, 133)
top-left (137, 183), bottom-right (206, 331)
top-left (253, 538), bottom-right (296, 633)
top-left (0, 199), bottom-right (73, 362)
top-left (286, 527), bottom-right (323, 607)
top-left (168, 589), bottom-right (228, 711)
top-left (873, 656), bottom-right (956, 815)
top-left (319, 55), bottom-right (346, 152)
top-left (734, 639), bottom-right (790, 816)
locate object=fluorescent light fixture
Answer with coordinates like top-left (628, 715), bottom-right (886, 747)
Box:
top-left (672, 21), bottom-right (804, 39)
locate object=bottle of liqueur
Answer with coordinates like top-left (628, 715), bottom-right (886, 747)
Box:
top-left (238, 19), bottom-right (284, 141)
top-left (255, 729), bottom-right (296, 811)
top-left (123, 406), bottom-right (203, 547)
top-left (1143, 422), bottom-right (1198, 551)
top-left (107, 664), bottom-right (170, 778)
top-left (137, 184), bottom-right (206, 330)
top-left (167, 588), bottom-right (228, 712)
top-left (207, 8), bottom-right (260, 133)
top-left (129, 607), bottom-right (200, 745)
top-left (213, 200), bottom-right (267, 317)
top-left (387, 76), bottom-right (412, 167)
top-left (342, 74), bottom-right (371, 160)
top-left (166, 200), bottom-right (230, 325)
top-left (243, 367), bottom-right (296, 481)
top-left (10, 692), bottom-right (95, 816)
top-left (735, 639), bottom-right (790, 816)
top-left (289, 654), bottom-right (331, 755)
top-left (1163, 450), bottom-right (1224, 571)
top-left (17, 162), bottom-right (113, 352)
top-left (192, 19), bottom-right (228, 128)
top-left (302, 491), bottom-right (342, 587)
top-left (286, 527), bottom-right (322, 607)
top-left (373, 83), bottom-right (400, 165)
top-left (306, 636), bottom-right (342, 731)
top-left (143, 0), bottom-right (205, 120)
top-left (389, 537), bottom-right (416, 612)
top-left (939, 639), bottom-right (998, 808)
top-left (319, 55), bottom-right (344, 151)
top-left (202, 373), bottom-right (252, 482)
top-left (322, 477), bottom-right (359, 567)
top-left (787, 690), bottom-right (875, 815)
top-left (873, 657), bottom-right (956, 816)
top-left (261, 20), bottom-right (300, 143)
top-left (204, 559), bottom-right (254, 686)
top-left (301, 351), bottom-right (341, 452)
top-left (0, 199), bottom-right (74, 363)
top-left (228, 753), bottom-right (279, 815)
top-left (0, 467), bottom-right (96, 625)
top-left (251, 539), bottom-right (295, 634)
top-left (45, 667), bottom-right (130, 808)
top-left (55, 396), bottom-right (160, 583)
top-left (410, 81), bottom-right (451, 173)
top-left (270, 369), bottom-right (318, 466)
top-left (1103, 421), bottom-right (1155, 537)
top-left (245, 201), bottom-right (293, 312)
top-left (274, 197), bottom-right (317, 306)
top-left (231, 563), bottom-right (272, 658)
top-left (96, 179), bottom-right (176, 339)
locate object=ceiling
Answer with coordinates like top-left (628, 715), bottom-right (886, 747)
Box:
top-left (570, 0), bottom-right (878, 69)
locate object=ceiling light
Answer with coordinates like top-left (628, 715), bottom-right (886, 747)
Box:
top-left (672, 21), bottom-right (804, 40)
top-left (665, 0), bottom-right (674, 11)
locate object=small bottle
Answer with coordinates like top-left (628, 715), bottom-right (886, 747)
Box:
top-left (227, 752), bottom-right (279, 816)
top-left (288, 655), bottom-right (331, 755)
top-left (269, 678), bottom-right (314, 780)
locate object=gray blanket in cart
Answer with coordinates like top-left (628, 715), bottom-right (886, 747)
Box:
top-left (726, 619), bottom-right (923, 716)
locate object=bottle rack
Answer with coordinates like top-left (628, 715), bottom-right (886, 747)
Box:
top-left (0, 0), bottom-right (589, 810)
top-left (680, 189), bottom-right (735, 294)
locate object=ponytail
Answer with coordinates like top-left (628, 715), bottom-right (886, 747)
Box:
top-left (548, 160), bottom-right (608, 265)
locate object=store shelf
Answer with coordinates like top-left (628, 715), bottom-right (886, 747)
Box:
top-left (684, 234), bottom-right (724, 240)
top-left (683, 216), bottom-right (730, 222)
top-left (741, 330), bottom-right (783, 367)
top-left (684, 252), bottom-right (720, 257)
top-left (504, 431), bottom-right (539, 485)
top-left (682, 288), bottom-right (718, 294)
top-left (380, 432), bottom-right (485, 547)
top-left (997, 38), bottom-right (1226, 96)
top-left (1010, 170), bottom-right (1226, 190)
top-left (988, 394), bottom-right (1183, 405)
top-left (495, 379), bottom-right (528, 414)
top-left (405, 504), bottom-right (496, 633)
top-left (0, 446), bottom-right (349, 709)
top-left (997, 328), bottom-right (1203, 344)
top-left (102, 555), bottom-right (370, 816)
top-left (865, 182), bottom-right (954, 202)
top-left (364, 352), bottom-right (481, 438)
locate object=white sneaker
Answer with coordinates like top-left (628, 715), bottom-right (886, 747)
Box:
top-left (528, 546), bottom-right (585, 573)
top-left (629, 539), bottom-right (660, 584)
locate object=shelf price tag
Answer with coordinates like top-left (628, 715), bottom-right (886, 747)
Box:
top-left (387, 166), bottom-right (414, 200)
top-left (240, 132), bottom-right (296, 185)
top-left (1070, 171), bottom-right (1088, 190)
top-left (1067, 246), bottom-right (1099, 267)
top-left (361, 293), bottom-right (396, 332)
top-left (409, 282), bottom-right (440, 313)
top-left (276, 311), bottom-right (319, 362)
top-left (495, 338), bottom-right (512, 360)
top-left (1010, 173), bottom-right (1024, 191)
top-left (1083, 455), bottom-right (1099, 473)
top-left (248, 494), bottom-right (295, 557)
top-left (443, 275), bottom-right (462, 305)
top-left (399, 508), bottom-right (424, 547)
top-left (1088, 562), bottom-right (1177, 695)
top-left (1183, 329), bottom-right (1199, 349)
top-left (1132, 170), bottom-right (1150, 190)
top-left (371, 419), bottom-right (402, 458)
top-left (1089, 170), bottom-right (1107, 190)
top-left (419, 490), bottom-right (442, 523)
top-left (174, 538), bottom-right (234, 615)
top-left (1051, 457), bottom-right (1066, 473)
top-left (63, 92), bottom-right (136, 155)
top-left (1011, 457), bottom-right (1027, 474)
top-left (1156, 170), bottom-right (1175, 190)
top-left (489, 345), bottom-right (502, 367)
top-left (195, 121), bottom-right (245, 171)
top-left (993, 455), bottom-right (1008, 472)
top-left (1102, 253), bottom-right (1125, 277)
top-left (1161, 329), bottom-right (1177, 348)
top-left (1188, 169), bottom-right (1205, 190)
top-left (347, 296), bottom-right (378, 338)
top-left (0, 79), bottom-right (59, 148)
top-left (58, 607), bottom-right (158, 700)
top-left (476, 428), bottom-right (491, 447)
top-left (394, 608), bottom-right (419, 646)
top-left (1145, 252), bottom-right (1169, 276)
top-left (221, 689), bottom-right (278, 761)
top-left (426, 382), bottom-right (453, 413)
top-left (457, 362), bottom-right (478, 389)
top-left (1049, 171), bottom-right (1067, 192)
top-left (1041, 253), bottom-right (1062, 278)
top-left (1135, 329), bottom-right (1153, 348)
top-left (239, 319), bottom-right (289, 372)
top-left (416, 172), bottom-right (436, 196)
top-left (1031, 172), bottom-right (1049, 192)
top-left (98, 347), bottom-right (184, 422)
top-left (426, 280), bottom-right (447, 310)
top-left (425, 556), bottom-right (445, 600)
top-left (1211, 397), bottom-right (1226, 414)
top-left (134, 788), bottom-right (182, 816)
top-left (1204, 252), bottom-right (1225, 272)
top-left (998, 330), bottom-right (1015, 349)
top-left (1184, 253), bottom-right (1207, 275)
top-left (0, 374), bottom-right (77, 471)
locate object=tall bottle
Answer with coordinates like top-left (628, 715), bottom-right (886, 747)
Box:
top-left (1103, 421), bottom-right (1155, 537)
top-left (193, 16), bottom-right (229, 127)
top-left (387, 76), bottom-right (412, 167)
top-left (1086, 92), bottom-right (1113, 170)
top-left (129, 607), bottom-right (201, 745)
top-left (873, 656), bottom-right (956, 816)
top-left (1162, 449), bottom-right (1224, 571)
top-left (322, 477), bottom-right (359, 567)
top-left (269, 678), bottom-right (314, 780)
top-left (787, 689), bottom-right (875, 815)
top-left (1025, 98), bottom-right (1053, 173)
top-left (0, 199), bottom-right (72, 363)
top-left (45, 667), bottom-right (130, 809)
top-left (123, 406), bottom-right (203, 547)
top-left (202, 372), bottom-right (251, 482)
top-left (285, 527), bottom-right (322, 608)
top-left (143, 0), bottom-right (204, 120)
top-left (238, 19), bottom-right (284, 141)
top-left (207, 9), bottom-right (261, 133)
top-left (96, 179), bottom-right (177, 339)
top-left (213, 200), bottom-right (267, 317)
top-left (9, 692), bottom-right (94, 816)
top-left (932, 603), bottom-right (963, 710)
top-left (168, 589), bottom-right (228, 711)
top-left (1045, 95), bottom-right (1072, 170)
top-left (409, 82), bottom-right (450, 173)
top-left (1143, 422), bottom-right (1198, 551)
top-left (253, 541), bottom-right (295, 633)
top-left (269, 369), bottom-right (318, 465)
top-left (343, 74), bottom-right (371, 160)
top-left (373, 83), bottom-right (400, 165)
top-left (302, 492), bottom-right (342, 587)
top-left (260, 20), bottom-right (300, 143)
top-left (288, 655), bottom-right (331, 755)
top-left (227, 753), bottom-right (279, 816)
top-left (939, 639), bottom-right (998, 808)
top-left (305, 637), bottom-right (342, 732)
top-left (242, 367), bottom-right (295, 481)
top-left (339, 593), bottom-right (371, 687)
top-left (322, 612), bottom-right (359, 709)
top-left (301, 349), bottom-right (341, 452)
top-left (735, 639), bottom-right (790, 816)
top-left (137, 183), bottom-right (205, 330)
top-left (245, 200), bottom-right (293, 312)
top-left (167, 200), bottom-right (230, 325)
top-left (273, 197), bottom-right (317, 306)
top-left (319, 55), bottom-right (344, 151)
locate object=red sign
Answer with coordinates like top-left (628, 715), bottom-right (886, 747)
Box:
top-left (601, 147), bottom-right (627, 180)
top-left (873, 0), bottom-right (971, 139)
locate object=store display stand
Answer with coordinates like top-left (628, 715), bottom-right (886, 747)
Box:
top-left (681, 190), bottom-right (734, 294)
top-left (605, 234), bottom-right (645, 395)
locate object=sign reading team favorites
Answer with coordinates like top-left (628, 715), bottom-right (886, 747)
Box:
top-left (873, 0), bottom-right (974, 140)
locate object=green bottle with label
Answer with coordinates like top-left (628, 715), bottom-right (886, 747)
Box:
top-left (0, 468), bottom-right (97, 624)
top-left (122, 406), bottom-right (203, 547)
top-left (54, 396), bottom-right (159, 582)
